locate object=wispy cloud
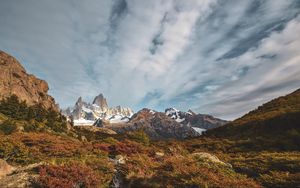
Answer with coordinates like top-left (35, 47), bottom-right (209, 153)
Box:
top-left (0, 0), bottom-right (299, 119)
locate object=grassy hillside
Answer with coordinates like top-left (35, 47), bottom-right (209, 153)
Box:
top-left (185, 88), bottom-right (300, 187)
top-left (206, 89), bottom-right (300, 151)
top-left (0, 95), bottom-right (261, 188)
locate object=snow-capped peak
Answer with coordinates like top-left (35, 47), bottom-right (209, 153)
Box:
top-left (63, 93), bottom-right (134, 126)
top-left (165, 108), bottom-right (186, 123)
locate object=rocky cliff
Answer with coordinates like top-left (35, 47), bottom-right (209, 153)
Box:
top-left (0, 51), bottom-right (58, 110)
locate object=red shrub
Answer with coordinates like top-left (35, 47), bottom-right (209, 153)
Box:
top-left (92, 143), bottom-right (111, 152)
top-left (35, 163), bottom-right (100, 188)
top-left (17, 133), bottom-right (84, 157)
top-left (109, 141), bottom-right (140, 155)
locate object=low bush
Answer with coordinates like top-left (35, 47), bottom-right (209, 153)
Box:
top-left (34, 163), bottom-right (101, 188)
top-left (0, 95), bottom-right (67, 133)
top-left (0, 120), bottom-right (17, 135)
top-left (128, 130), bottom-right (150, 146)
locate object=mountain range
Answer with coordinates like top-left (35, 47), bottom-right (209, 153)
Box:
top-left (63, 96), bottom-right (228, 139)
top-left (63, 94), bottom-right (134, 125)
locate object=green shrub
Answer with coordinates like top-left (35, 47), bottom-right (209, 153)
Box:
top-left (102, 137), bottom-right (119, 144)
top-left (0, 120), bottom-right (17, 134)
top-left (23, 122), bottom-right (40, 132)
top-left (0, 95), bottom-right (67, 133)
top-left (0, 136), bottom-right (36, 165)
top-left (128, 130), bottom-right (150, 146)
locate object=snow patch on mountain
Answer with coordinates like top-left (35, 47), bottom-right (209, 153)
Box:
top-left (165, 108), bottom-right (186, 122)
top-left (108, 115), bottom-right (130, 123)
top-left (73, 118), bottom-right (95, 126)
top-left (165, 107), bottom-right (228, 130)
top-left (192, 127), bottom-right (206, 135)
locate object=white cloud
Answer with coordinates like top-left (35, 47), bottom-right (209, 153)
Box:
top-left (0, 0), bottom-right (299, 120)
top-left (199, 15), bottom-right (300, 119)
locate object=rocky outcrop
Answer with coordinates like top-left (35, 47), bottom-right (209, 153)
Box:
top-left (191, 152), bottom-right (232, 168)
top-left (0, 161), bottom-right (44, 188)
top-left (110, 108), bottom-right (199, 139)
top-left (0, 159), bottom-right (15, 178)
top-left (0, 51), bottom-right (58, 110)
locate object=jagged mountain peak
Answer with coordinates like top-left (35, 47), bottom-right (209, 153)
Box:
top-left (75, 96), bottom-right (84, 106)
top-left (64, 93), bottom-right (133, 125)
top-left (187, 109), bottom-right (196, 115)
top-left (92, 93), bottom-right (108, 110)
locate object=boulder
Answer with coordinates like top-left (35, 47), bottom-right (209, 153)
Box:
top-left (191, 152), bottom-right (232, 168)
top-left (0, 159), bottom-right (15, 177)
top-left (155, 152), bottom-right (165, 157)
top-left (115, 155), bottom-right (126, 165)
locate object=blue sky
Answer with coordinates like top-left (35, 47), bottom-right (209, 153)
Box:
top-left (0, 0), bottom-right (300, 120)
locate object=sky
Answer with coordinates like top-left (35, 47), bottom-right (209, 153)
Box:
top-left (0, 0), bottom-right (300, 120)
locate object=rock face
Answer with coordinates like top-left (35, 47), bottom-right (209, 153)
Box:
top-left (0, 51), bottom-right (58, 110)
top-left (92, 94), bottom-right (108, 111)
top-left (64, 94), bottom-right (134, 125)
top-left (110, 108), bottom-right (199, 139)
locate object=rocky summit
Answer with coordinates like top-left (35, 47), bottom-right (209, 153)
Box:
top-left (92, 94), bottom-right (108, 111)
top-left (165, 108), bottom-right (228, 130)
top-left (0, 51), bottom-right (58, 110)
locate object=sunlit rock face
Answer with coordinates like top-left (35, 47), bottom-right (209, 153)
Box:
top-left (0, 51), bottom-right (58, 111)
